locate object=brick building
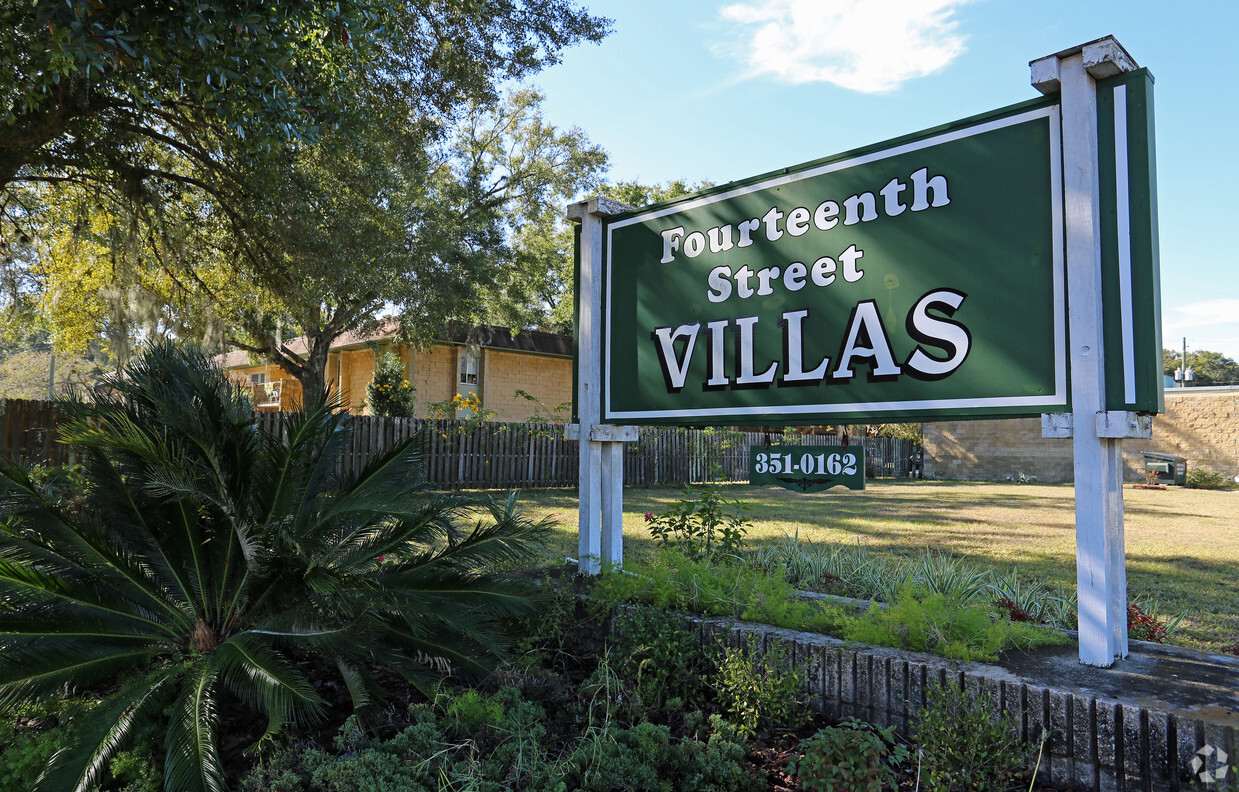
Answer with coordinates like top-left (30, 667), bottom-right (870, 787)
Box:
top-left (922, 386), bottom-right (1239, 482)
top-left (218, 323), bottom-right (573, 421)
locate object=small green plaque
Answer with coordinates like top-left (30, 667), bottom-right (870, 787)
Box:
top-left (749, 445), bottom-right (865, 492)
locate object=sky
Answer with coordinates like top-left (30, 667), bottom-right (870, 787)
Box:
top-left (529, 0), bottom-right (1239, 362)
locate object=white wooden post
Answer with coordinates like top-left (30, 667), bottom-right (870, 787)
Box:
top-left (1032, 37), bottom-right (1140, 666)
top-left (567, 196), bottom-right (636, 574)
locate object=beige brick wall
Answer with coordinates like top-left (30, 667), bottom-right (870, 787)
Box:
top-left (409, 345), bottom-right (457, 414)
top-left (480, 350), bottom-right (572, 422)
top-left (923, 388), bottom-right (1239, 482)
top-left (228, 342), bottom-right (572, 420)
top-left (335, 348), bottom-right (377, 413)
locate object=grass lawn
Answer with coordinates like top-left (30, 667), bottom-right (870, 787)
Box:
top-left (511, 480), bottom-right (1239, 651)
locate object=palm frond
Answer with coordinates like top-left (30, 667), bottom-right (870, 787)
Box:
top-left (35, 668), bottom-right (178, 792)
top-left (164, 664), bottom-right (227, 792)
top-left (214, 633), bottom-right (327, 729)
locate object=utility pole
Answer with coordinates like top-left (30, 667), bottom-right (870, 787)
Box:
top-left (1182, 337), bottom-right (1188, 387)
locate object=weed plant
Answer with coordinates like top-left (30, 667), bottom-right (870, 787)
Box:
top-left (644, 470), bottom-right (751, 562)
top-left (913, 682), bottom-right (1034, 792)
top-left (713, 635), bottom-right (809, 738)
top-left (788, 718), bottom-right (909, 792)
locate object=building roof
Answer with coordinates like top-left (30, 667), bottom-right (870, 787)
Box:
top-left (217, 322), bottom-right (572, 369)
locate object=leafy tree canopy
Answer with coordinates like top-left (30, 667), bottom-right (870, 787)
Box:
top-left (602, 178), bottom-right (714, 209)
top-left (0, 0), bottom-right (610, 189)
top-left (1162, 347), bottom-right (1239, 386)
top-left (496, 178), bottom-right (711, 334)
top-left (2, 2), bottom-right (611, 401)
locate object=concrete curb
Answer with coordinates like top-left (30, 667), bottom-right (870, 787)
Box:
top-left (682, 613), bottom-right (1238, 792)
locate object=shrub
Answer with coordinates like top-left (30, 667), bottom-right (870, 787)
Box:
top-left (0, 716), bottom-right (75, 792)
top-left (366, 349), bottom-right (416, 417)
top-left (988, 568), bottom-right (1077, 629)
top-left (788, 718), bottom-right (909, 792)
top-left (843, 588), bottom-right (1067, 662)
top-left (241, 689), bottom-right (761, 792)
top-left (1185, 468), bottom-right (1233, 489)
top-left (0, 343), bottom-right (549, 792)
top-left (612, 606), bottom-right (715, 710)
top-left (913, 682), bottom-right (1034, 792)
top-left (568, 715), bottom-right (761, 792)
top-left (1127, 600), bottom-right (1185, 643)
top-left (713, 635), bottom-right (808, 737)
top-left (594, 551), bottom-right (847, 637)
top-left (644, 473), bottom-right (751, 562)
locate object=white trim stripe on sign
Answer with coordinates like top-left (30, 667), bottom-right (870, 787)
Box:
top-left (1114, 85), bottom-right (1137, 404)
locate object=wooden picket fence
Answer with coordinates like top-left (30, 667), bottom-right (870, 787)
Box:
top-left (2, 400), bottom-right (916, 489)
top-left (0, 399), bottom-right (74, 469)
top-left (252, 415), bottom-right (916, 489)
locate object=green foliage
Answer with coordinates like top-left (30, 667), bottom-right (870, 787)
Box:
top-left (600, 179), bottom-right (713, 209)
top-left (612, 607), bottom-right (715, 710)
top-left (988, 567), bottom-right (1078, 629)
top-left (1127, 599), bottom-right (1186, 643)
top-left (1163, 348), bottom-right (1239, 386)
top-left (749, 537), bottom-right (994, 604)
top-left (366, 350), bottom-right (416, 417)
top-left (241, 687), bottom-right (760, 792)
top-left (788, 718), bottom-right (909, 792)
top-left (1186, 467), bottom-right (1234, 489)
top-left (568, 715), bottom-right (760, 792)
top-left (595, 551), bottom-right (847, 636)
top-left (107, 749), bottom-right (161, 792)
top-left (0, 718), bottom-right (73, 792)
top-left (843, 588), bottom-right (1066, 662)
top-left (515, 389), bottom-right (572, 424)
top-left (0, 343), bottom-right (549, 792)
top-left (644, 474), bottom-right (751, 562)
top-left (913, 683), bottom-right (1034, 792)
top-left (714, 636), bottom-right (809, 738)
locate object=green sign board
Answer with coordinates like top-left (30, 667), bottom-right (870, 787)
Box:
top-left (601, 98), bottom-right (1069, 425)
top-left (749, 446), bottom-right (865, 492)
top-left (1098, 68), bottom-right (1162, 414)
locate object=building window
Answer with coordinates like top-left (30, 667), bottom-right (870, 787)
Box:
top-left (459, 349), bottom-right (479, 385)
top-left (250, 373), bottom-right (266, 384)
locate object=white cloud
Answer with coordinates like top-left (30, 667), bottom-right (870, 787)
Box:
top-left (1162, 298), bottom-right (1239, 330)
top-left (1162, 299), bottom-right (1239, 359)
top-left (717, 0), bottom-right (973, 93)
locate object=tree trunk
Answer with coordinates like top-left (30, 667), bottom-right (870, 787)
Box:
top-left (294, 337), bottom-right (334, 411)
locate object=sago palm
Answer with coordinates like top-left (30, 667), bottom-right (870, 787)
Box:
top-left (0, 343), bottom-right (548, 792)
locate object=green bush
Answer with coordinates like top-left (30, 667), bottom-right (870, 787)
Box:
top-left (913, 682), bottom-right (1034, 792)
top-left (714, 635), bottom-right (808, 738)
top-left (241, 688), bottom-right (761, 792)
top-left (1185, 467), bottom-right (1233, 489)
top-left (643, 472), bottom-right (751, 562)
top-left (0, 343), bottom-right (549, 792)
top-left (787, 718), bottom-right (908, 792)
top-left (844, 588), bottom-right (1066, 662)
top-left (612, 606), bottom-right (715, 710)
top-left (595, 551), bottom-right (848, 636)
top-left (0, 719), bottom-right (72, 792)
top-left (568, 715), bottom-right (761, 792)
top-left (366, 349), bottom-right (417, 417)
